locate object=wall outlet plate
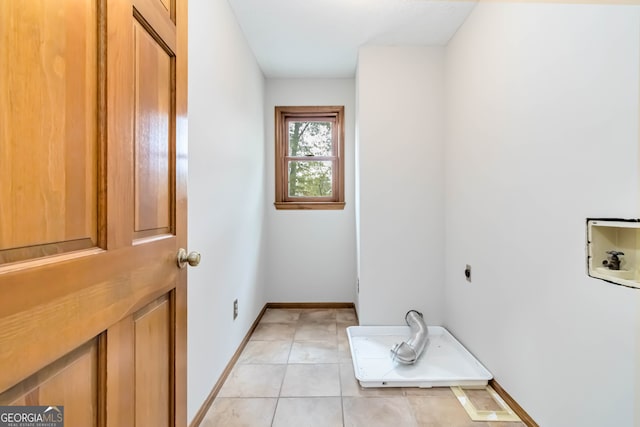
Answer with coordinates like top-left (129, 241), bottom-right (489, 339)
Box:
top-left (233, 299), bottom-right (238, 320)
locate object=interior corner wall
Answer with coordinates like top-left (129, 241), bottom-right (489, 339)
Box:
top-left (354, 72), bottom-right (362, 316)
top-left (356, 46), bottom-right (446, 326)
top-left (187, 0), bottom-right (266, 422)
top-left (264, 79), bottom-right (357, 303)
top-left (444, 3), bottom-right (640, 427)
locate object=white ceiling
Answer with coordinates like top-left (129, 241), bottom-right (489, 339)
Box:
top-left (227, 0), bottom-right (478, 78)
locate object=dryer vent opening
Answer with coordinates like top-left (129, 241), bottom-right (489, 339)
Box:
top-left (390, 310), bottom-right (429, 364)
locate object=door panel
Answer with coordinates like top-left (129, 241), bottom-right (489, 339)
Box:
top-left (0, 0), bottom-right (98, 263)
top-left (0, 340), bottom-right (99, 426)
top-left (159, 0), bottom-right (172, 15)
top-left (133, 0), bottom-right (177, 53)
top-left (134, 295), bottom-right (172, 427)
top-left (0, 0), bottom-right (188, 426)
top-left (0, 239), bottom-right (176, 396)
top-left (133, 19), bottom-right (173, 236)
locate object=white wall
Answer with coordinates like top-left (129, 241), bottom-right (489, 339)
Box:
top-left (187, 0), bottom-right (266, 422)
top-left (356, 47), bottom-right (446, 326)
top-left (444, 4), bottom-right (640, 426)
top-left (264, 79), bottom-right (357, 303)
top-left (186, 2), bottom-right (640, 424)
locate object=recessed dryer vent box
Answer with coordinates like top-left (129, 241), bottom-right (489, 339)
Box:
top-left (587, 218), bottom-right (640, 289)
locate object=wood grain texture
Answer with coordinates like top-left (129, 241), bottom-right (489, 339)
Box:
top-left (273, 202), bottom-right (346, 210)
top-left (134, 19), bottom-right (172, 234)
top-left (106, 0), bottom-right (134, 250)
top-left (0, 339), bottom-right (98, 426)
top-left (0, 238), bottom-right (94, 265)
top-left (97, 0), bottom-right (108, 249)
top-left (106, 317), bottom-right (134, 427)
top-left (0, 1), bottom-right (188, 426)
top-left (133, 0), bottom-right (177, 46)
top-left (174, 0), bottom-right (188, 424)
top-left (490, 379), bottom-right (539, 427)
top-left (159, 0), bottom-right (171, 14)
top-left (135, 296), bottom-right (171, 427)
top-left (0, 0), bottom-right (98, 255)
top-left (266, 302), bottom-right (356, 309)
top-left (274, 106), bottom-right (345, 210)
top-left (0, 236), bottom-right (178, 393)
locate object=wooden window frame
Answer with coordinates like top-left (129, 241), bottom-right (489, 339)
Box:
top-left (274, 106), bottom-right (345, 210)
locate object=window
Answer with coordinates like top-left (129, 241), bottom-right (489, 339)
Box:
top-left (274, 106), bottom-right (345, 210)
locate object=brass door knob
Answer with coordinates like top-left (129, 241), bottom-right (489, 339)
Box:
top-left (177, 248), bottom-right (201, 268)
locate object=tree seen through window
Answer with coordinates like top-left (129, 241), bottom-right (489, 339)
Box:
top-left (288, 120), bottom-right (333, 197)
top-left (274, 106), bottom-right (344, 210)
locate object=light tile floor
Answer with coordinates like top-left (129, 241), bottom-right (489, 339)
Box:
top-left (201, 308), bottom-right (527, 427)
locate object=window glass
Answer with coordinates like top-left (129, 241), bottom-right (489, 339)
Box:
top-left (287, 160), bottom-right (333, 197)
top-left (287, 121), bottom-right (333, 156)
top-left (274, 106), bottom-right (344, 210)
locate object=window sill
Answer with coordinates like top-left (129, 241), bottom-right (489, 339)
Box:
top-left (274, 202), bottom-right (345, 210)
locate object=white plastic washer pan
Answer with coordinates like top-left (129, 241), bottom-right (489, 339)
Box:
top-left (347, 326), bottom-right (492, 388)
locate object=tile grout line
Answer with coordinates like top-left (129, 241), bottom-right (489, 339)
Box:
top-left (202, 308), bottom-right (360, 426)
top-left (271, 315), bottom-right (299, 426)
top-left (337, 318), bottom-right (346, 427)
top-left (276, 311), bottom-right (306, 425)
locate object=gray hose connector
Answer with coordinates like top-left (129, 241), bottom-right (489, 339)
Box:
top-left (390, 310), bottom-right (429, 364)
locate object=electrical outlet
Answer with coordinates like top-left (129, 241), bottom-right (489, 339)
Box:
top-left (465, 265), bottom-right (472, 282)
top-left (356, 278), bottom-right (359, 293)
top-left (233, 299), bottom-right (238, 320)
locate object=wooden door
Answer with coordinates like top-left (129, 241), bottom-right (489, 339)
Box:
top-left (0, 0), bottom-right (188, 426)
